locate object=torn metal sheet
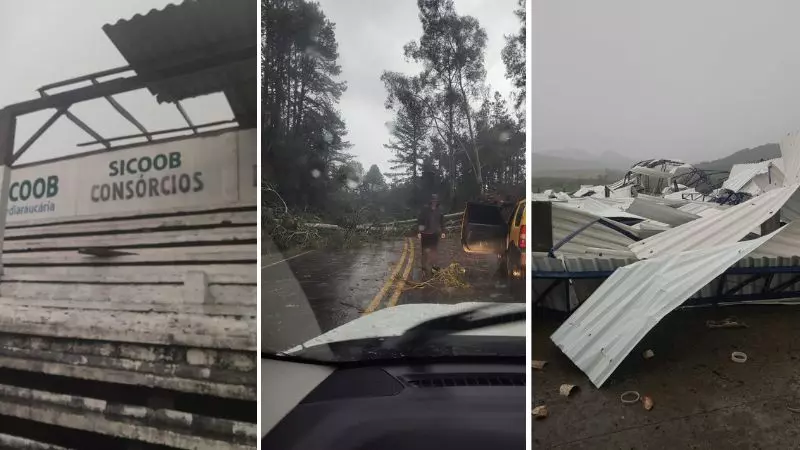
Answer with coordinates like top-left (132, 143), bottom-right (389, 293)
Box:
top-left (691, 255), bottom-right (800, 301)
top-left (573, 185), bottom-right (607, 197)
top-left (637, 194), bottom-right (688, 207)
top-left (630, 165), bottom-right (673, 179)
top-left (626, 198), bottom-right (699, 227)
top-left (551, 223), bottom-right (796, 388)
top-left (784, 190), bottom-right (800, 222)
top-left (677, 202), bottom-right (726, 218)
top-left (559, 198), bottom-right (643, 222)
top-left (781, 132), bottom-right (800, 184)
top-left (531, 255), bottom-right (576, 311)
top-left (551, 203), bottom-right (638, 255)
top-left (628, 220), bottom-right (670, 240)
top-left (532, 254), bottom-right (638, 311)
top-left (723, 159), bottom-right (784, 195)
top-left (629, 184), bottom-right (800, 259)
top-left (750, 221), bottom-right (800, 257)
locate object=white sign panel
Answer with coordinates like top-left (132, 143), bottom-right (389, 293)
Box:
top-left (6, 129), bottom-right (255, 223)
top-left (237, 128), bottom-right (257, 204)
top-left (6, 159), bottom-right (79, 222)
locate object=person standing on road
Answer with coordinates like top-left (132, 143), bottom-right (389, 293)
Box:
top-left (417, 194), bottom-right (445, 277)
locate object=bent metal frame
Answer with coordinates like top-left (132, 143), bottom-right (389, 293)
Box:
top-left (0, 50), bottom-right (253, 273)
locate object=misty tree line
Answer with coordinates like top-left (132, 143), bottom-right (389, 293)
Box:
top-left (383, 0), bottom-right (525, 211)
top-left (263, 0), bottom-right (525, 224)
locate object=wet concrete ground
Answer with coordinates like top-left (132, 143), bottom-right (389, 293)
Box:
top-left (533, 305), bottom-right (800, 449)
top-left (263, 237), bottom-right (519, 352)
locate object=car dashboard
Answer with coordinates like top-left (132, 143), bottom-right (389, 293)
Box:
top-left (261, 358), bottom-right (525, 450)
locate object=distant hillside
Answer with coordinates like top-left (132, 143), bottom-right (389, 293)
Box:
top-left (531, 169), bottom-right (626, 193)
top-left (532, 149), bottom-right (633, 176)
top-left (695, 143), bottom-right (781, 171)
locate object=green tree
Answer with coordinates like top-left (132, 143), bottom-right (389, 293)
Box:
top-left (263, 0), bottom-right (350, 212)
top-left (381, 0), bottom-right (525, 211)
top-left (408, 0), bottom-right (488, 195)
top-left (362, 164), bottom-right (387, 192)
top-left (502, 0), bottom-right (526, 110)
top-left (382, 72), bottom-right (429, 204)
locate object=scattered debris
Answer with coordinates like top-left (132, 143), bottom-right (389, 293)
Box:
top-left (559, 384), bottom-right (579, 397)
top-left (532, 405), bottom-right (548, 419)
top-left (707, 318), bottom-right (747, 329)
top-left (788, 406), bottom-right (800, 414)
top-left (643, 349), bottom-right (655, 359)
top-left (731, 351), bottom-right (748, 363)
top-left (532, 360), bottom-right (547, 370)
top-left (406, 262), bottom-right (469, 290)
top-left (620, 391), bottom-right (641, 405)
top-left (643, 396), bottom-right (654, 411)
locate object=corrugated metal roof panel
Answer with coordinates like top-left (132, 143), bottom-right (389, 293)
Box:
top-left (677, 201), bottom-right (725, 217)
top-left (751, 221), bottom-right (800, 257)
top-left (781, 132), bottom-right (800, 184)
top-left (626, 198), bottom-right (698, 227)
top-left (573, 185), bottom-right (606, 197)
top-left (629, 184), bottom-right (800, 259)
top-left (723, 159), bottom-right (778, 193)
top-left (103, 0), bottom-right (256, 121)
top-left (551, 203), bottom-right (637, 255)
top-left (638, 194), bottom-right (688, 206)
top-left (784, 192), bottom-right (800, 222)
top-left (561, 256), bottom-right (638, 273)
top-left (559, 197), bottom-right (643, 221)
top-left (551, 223), bottom-right (796, 388)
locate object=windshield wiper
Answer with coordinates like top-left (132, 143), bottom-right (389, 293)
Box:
top-left (385, 306), bottom-right (525, 352)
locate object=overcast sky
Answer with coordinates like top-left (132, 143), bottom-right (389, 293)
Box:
top-left (0, 1), bottom-right (232, 165)
top-left (316, 0), bottom-right (519, 175)
top-left (533, 0), bottom-right (800, 163)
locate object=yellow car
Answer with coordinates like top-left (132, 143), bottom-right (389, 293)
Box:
top-left (505, 199), bottom-right (526, 279)
top-left (460, 198), bottom-right (526, 293)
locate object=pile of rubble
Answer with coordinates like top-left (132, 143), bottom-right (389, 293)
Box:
top-left (533, 131), bottom-right (800, 388)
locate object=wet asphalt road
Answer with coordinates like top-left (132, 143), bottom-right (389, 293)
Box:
top-left (262, 237), bottom-right (518, 352)
top-left (533, 305), bottom-right (800, 449)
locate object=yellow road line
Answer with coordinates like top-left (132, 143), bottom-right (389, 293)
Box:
top-left (362, 238), bottom-right (408, 315)
top-left (387, 237), bottom-right (414, 308)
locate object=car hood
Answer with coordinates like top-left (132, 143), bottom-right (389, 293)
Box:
top-left (284, 302), bottom-right (525, 354)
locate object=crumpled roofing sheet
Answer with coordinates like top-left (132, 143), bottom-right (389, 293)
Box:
top-left (573, 185), bottom-right (606, 197)
top-left (784, 191), bottom-right (800, 222)
top-left (781, 132), bottom-right (800, 184)
top-left (629, 184), bottom-right (800, 259)
top-left (677, 201), bottom-right (726, 217)
top-left (551, 223), bottom-right (797, 388)
top-left (690, 255), bottom-right (800, 300)
top-left (750, 219), bottom-right (800, 257)
top-left (559, 197), bottom-right (642, 221)
top-left (636, 194), bottom-right (688, 207)
top-left (607, 179), bottom-right (626, 190)
top-left (532, 254), bottom-right (639, 311)
top-left (551, 203), bottom-right (637, 255)
top-left (626, 198), bottom-right (698, 227)
top-left (630, 165), bottom-right (673, 178)
top-left (722, 159), bottom-right (783, 195)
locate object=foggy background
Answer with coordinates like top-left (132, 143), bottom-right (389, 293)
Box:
top-left (316, 0), bottom-right (519, 173)
top-left (0, 0), bottom-right (233, 165)
top-left (532, 0), bottom-right (800, 164)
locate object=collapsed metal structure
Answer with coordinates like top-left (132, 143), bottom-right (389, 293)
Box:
top-left (533, 133), bottom-right (800, 388)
